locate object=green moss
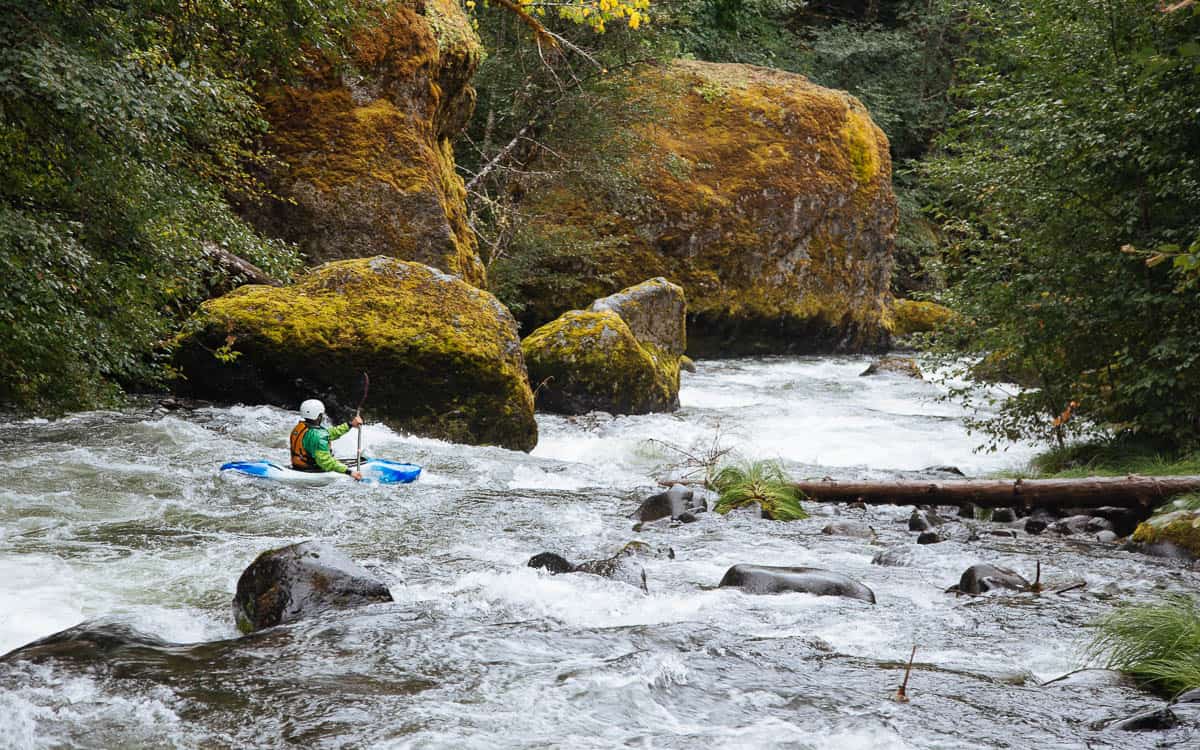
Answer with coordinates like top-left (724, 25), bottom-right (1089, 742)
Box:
top-left (500, 59), bottom-right (896, 349)
top-left (1132, 509), bottom-right (1200, 557)
top-left (174, 257), bottom-right (536, 450)
top-left (522, 310), bottom-right (679, 415)
top-left (891, 299), bottom-right (956, 336)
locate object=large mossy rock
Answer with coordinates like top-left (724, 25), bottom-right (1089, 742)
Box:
top-left (1129, 502), bottom-right (1200, 559)
top-left (588, 277), bottom-right (687, 356)
top-left (240, 0), bottom-right (485, 285)
top-left (233, 541), bottom-right (393, 634)
top-left (522, 310), bottom-right (680, 416)
top-left (497, 59), bottom-right (896, 355)
top-left (173, 257), bottom-right (537, 450)
top-left (891, 299), bottom-right (956, 337)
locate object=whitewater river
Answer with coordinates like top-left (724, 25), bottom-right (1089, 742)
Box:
top-left (1, 356), bottom-right (1197, 748)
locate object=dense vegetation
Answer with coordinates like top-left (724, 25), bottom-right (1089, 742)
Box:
top-left (1089, 594), bottom-right (1200, 697)
top-left (0, 0), bottom-right (365, 410)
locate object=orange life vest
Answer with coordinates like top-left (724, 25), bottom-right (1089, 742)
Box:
top-left (290, 421), bottom-right (318, 470)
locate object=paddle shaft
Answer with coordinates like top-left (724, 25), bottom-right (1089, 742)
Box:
top-left (355, 372), bottom-right (369, 470)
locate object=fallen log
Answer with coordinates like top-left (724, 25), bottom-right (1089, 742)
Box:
top-left (203, 243), bottom-right (280, 287)
top-left (789, 476), bottom-right (1200, 509)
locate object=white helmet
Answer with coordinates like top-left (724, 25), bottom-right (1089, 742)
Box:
top-left (299, 399), bottom-right (325, 422)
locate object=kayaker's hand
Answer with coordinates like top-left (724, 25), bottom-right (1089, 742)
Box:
top-left (350, 415), bottom-right (363, 428)
top-left (350, 470), bottom-right (363, 481)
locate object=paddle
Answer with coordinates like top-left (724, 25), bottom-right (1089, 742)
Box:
top-left (355, 371), bottom-right (369, 471)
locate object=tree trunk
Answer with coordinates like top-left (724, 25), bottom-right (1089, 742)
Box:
top-left (788, 476), bottom-right (1200, 509)
top-left (203, 243), bottom-right (280, 287)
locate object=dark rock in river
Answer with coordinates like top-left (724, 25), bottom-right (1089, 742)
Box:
top-left (1, 621), bottom-right (175, 664)
top-left (633, 484), bottom-right (706, 523)
top-left (958, 502), bottom-right (977, 518)
top-left (529, 541), bottom-right (673, 591)
top-left (718, 564), bottom-right (876, 603)
top-left (1051, 515), bottom-right (1094, 535)
top-left (1107, 707), bottom-right (1179, 732)
top-left (917, 531), bottom-right (941, 545)
top-left (1087, 506), bottom-right (1149, 537)
top-left (1025, 518), bottom-right (1048, 535)
top-left (923, 465), bottom-right (966, 477)
top-left (860, 356), bottom-right (922, 379)
top-left (1043, 669), bottom-right (1137, 689)
top-left (951, 564), bottom-right (1030, 595)
top-left (909, 509), bottom-right (945, 532)
top-left (992, 507), bottom-right (1017, 523)
top-left (233, 541), bottom-right (393, 634)
top-left (822, 521), bottom-right (876, 539)
top-left (990, 529), bottom-right (1018, 538)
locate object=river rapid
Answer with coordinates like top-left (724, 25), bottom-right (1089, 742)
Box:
top-left (1, 356), bottom-right (1197, 749)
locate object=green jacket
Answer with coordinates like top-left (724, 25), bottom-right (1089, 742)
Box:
top-left (303, 422), bottom-right (352, 473)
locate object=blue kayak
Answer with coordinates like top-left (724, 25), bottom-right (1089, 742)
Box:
top-left (220, 458), bottom-right (421, 486)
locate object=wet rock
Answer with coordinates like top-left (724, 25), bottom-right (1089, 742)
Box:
top-left (917, 531), bottom-right (941, 545)
top-left (958, 502), bottom-right (977, 518)
top-left (909, 509), bottom-right (945, 532)
top-left (675, 511), bottom-right (699, 524)
top-left (924, 465), bottom-right (966, 477)
top-left (633, 484), bottom-right (706, 523)
top-left (0, 621), bottom-right (175, 663)
top-left (1087, 506), bottom-right (1150, 537)
top-left (1050, 515), bottom-right (1095, 535)
top-left (233, 541), bottom-right (392, 634)
top-left (821, 521), bottom-right (876, 539)
top-left (992, 508), bottom-right (1017, 523)
top-left (1107, 707), bottom-right (1179, 732)
top-left (680, 355), bottom-right (697, 373)
top-left (1096, 530), bottom-right (1119, 543)
top-left (860, 356), bottom-right (922, 379)
top-left (1175, 688), bottom-right (1200, 704)
top-left (990, 529), bottom-right (1018, 538)
top-left (871, 547), bottom-right (915, 567)
top-left (951, 564), bottom-right (1030, 595)
top-left (718, 565), bottom-right (876, 603)
top-left (1025, 518), bottom-right (1048, 535)
top-left (1043, 669), bottom-right (1137, 689)
top-left (529, 542), bottom-right (673, 591)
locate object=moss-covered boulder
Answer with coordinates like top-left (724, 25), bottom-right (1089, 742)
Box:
top-left (173, 257), bottom-right (537, 450)
top-left (891, 299), bottom-right (956, 336)
top-left (240, 0), bottom-right (485, 285)
top-left (1129, 499), bottom-right (1200, 559)
top-left (522, 310), bottom-right (680, 415)
top-left (233, 541), bottom-right (393, 634)
top-left (496, 59), bottom-right (896, 355)
top-left (589, 277), bottom-right (687, 356)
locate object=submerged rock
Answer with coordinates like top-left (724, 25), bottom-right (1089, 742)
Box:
top-left (498, 59), bottom-right (896, 355)
top-left (822, 521), bottom-right (876, 539)
top-left (860, 356), bottom-right (922, 379)
top-left (1106, 707), bottom-right (1179, 732)
top-left (951, 564), bottom-right (1030, 595)
top-left (173, 257), bottom-right (538, 450)
top-left (871, 546), bottom-right (916, 567)
top-left (908, 509), bottom-right (945, 532)
top-left (634, 484), bottom-right (706, 523)
top-left (718, 564), bottom-right (876, 603)
top-left (917, 531), bottom-right (942, 544)
top-left (1025, 518), bottom-right (1048, 535)
top-left (233, 541), bottom-right (393, 634)
top-left (992, 507), bottom-right (1017, 523)
top-left (528, 542), bottom-right (674, 591)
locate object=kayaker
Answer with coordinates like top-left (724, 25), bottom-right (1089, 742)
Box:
top-left (290, 399), bottom-right (364, 480)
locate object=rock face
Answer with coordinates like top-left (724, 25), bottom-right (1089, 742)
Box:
top-left (499, 59), bottom-right (897, 355)
top-left (718, 565), bottom-right (876, 603)
top-left (522, 279), bottom-right (686, 415)
top-left (173, 257), bottom-right (537, 451)
top-left (233, 542), bottom-right (393, 634)
top-left (241, 0), bottom-right (485, 285)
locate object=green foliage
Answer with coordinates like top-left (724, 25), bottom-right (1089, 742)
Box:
top-left (712, 460), bottom-right (809, 520)
top-left (1088, 594), bottom-right (1200, 697)
top-left (0, 1), bottom-right (364, 411)
top-left (1031, 439), bottom-right (1200, 479)
top-left (924, 0), bottom-right (1200, 450)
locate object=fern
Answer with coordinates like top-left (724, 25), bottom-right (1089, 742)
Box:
top-left (711, 460), bottom-right (808, 521)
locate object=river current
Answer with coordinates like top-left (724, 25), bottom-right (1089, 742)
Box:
top-left (1, 356), bottom-right (1196, 748)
